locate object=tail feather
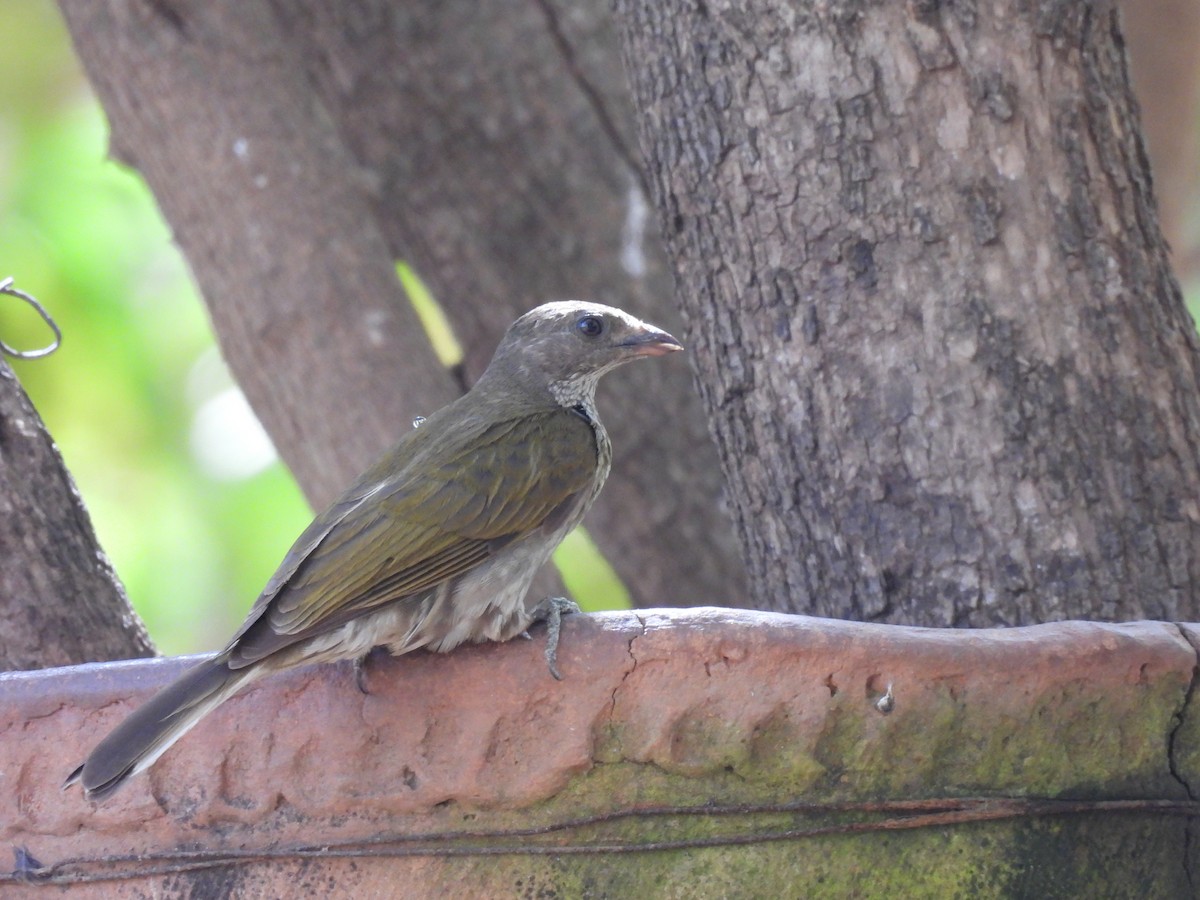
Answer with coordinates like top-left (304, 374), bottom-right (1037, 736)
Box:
top-left (65, 654), bottom-right (254, 801)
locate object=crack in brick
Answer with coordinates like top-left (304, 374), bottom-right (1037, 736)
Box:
top-left (21, 703), bottom-right (69, 725)
top-left (609, 613), bottom-right (646, 725)
top-left (1168, 622), bottom-right (1198, 894)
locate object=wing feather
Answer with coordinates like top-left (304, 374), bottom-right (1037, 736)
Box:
top-left (226, 406), bottom-right (597, 667)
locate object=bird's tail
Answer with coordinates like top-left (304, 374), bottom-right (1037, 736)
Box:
top-left (64, 653), bottom-right (255, 801)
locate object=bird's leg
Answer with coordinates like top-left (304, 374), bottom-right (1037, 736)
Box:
top-left (352, 645), bottom-right (389, 694)
top-left (526, 596), bottom-right (581, 680)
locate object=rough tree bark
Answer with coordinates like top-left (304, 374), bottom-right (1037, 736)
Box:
top-left (613, 0), bottom-right (1200, 625)
top-left (0, 358), bottom-right (154, 669)
top-left (57, 0), bottom-right (747, 611)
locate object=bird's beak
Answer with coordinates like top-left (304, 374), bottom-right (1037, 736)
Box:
top-left (619, 327), bottom-right (684, 357)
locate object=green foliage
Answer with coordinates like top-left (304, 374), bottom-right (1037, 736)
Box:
top-left (395, 261), bottom-right (465, 369)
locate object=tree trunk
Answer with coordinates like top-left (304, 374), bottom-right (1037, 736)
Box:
top-left (0, 358), bottom-right (154, 669)
top-left (57, 0), bottom-right (747, 611)
top-left (57, 0), bottom-right (459, 513)
top-left (612, 0), bottom-right (1200, 625)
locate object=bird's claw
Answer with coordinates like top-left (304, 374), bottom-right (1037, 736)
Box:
top-left (354, 656), bottom-right (371, 695)
top-left (529, 596), bottom-right (581, 681)
top-left (353, 646), bottom-right (387, 695)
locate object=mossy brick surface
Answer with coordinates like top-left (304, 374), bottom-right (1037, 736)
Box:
top-left (3, 610), bottom-right (1196, 896)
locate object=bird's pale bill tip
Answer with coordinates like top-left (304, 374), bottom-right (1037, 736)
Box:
top-left (621, 329), bottom-right (684, 357)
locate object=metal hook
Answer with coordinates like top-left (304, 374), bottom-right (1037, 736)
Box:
top-left (0, 277), bottom-right (62, 360)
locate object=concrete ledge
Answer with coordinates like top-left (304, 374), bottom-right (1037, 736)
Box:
top-left (3, 609), bottom-right (1198, 896)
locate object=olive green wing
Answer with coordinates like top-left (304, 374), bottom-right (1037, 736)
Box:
top-left (225, 408), bottom-right (596, 667)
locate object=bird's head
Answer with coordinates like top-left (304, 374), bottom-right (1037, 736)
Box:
top-left (478, 301), bottom-right (683, 409)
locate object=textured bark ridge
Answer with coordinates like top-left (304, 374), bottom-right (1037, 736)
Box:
top-left (0, 359), bottom-right (153, 669)
top-left (613, 0), bottom-right (1200, 624)
top-left (57, 0), bottom-right (747, 610)
top-left (5, 610), bottom-right (1199, 896)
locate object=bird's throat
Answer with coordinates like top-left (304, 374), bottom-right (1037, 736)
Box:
top-left (549, 374), bottom-right (600, 416)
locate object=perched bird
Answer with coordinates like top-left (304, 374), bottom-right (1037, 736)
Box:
top-left (66, 301), bottom-right (682, 800)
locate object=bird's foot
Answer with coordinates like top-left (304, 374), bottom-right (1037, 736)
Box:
top-left (353, 646), bottom-right (389, 694)
top-left (527, 596), bottom-right (581, 681)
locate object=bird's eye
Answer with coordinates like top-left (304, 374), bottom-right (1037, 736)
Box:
top-left (576, 314), bottom-right (605, 338)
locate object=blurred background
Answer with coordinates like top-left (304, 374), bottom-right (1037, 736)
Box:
top-left (1, 2), bottom-right (1197, 655)
top-left (0, 2), bottom-right (313, 654)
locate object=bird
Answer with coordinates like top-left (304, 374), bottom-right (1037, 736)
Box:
top-left (65, 301), bottom-right (682, 801)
